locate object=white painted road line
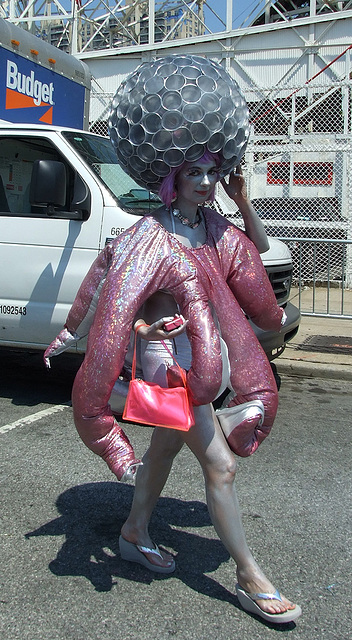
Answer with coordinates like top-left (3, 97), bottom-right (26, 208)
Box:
top-left (0, 403), bottom-right (71, 435)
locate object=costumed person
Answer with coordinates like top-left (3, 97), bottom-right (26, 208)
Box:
top-left (44, 55), bottom-right (301, 623)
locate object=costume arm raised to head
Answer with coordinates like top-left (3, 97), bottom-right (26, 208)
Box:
top-left (220, 166), bottom-right (270, 254)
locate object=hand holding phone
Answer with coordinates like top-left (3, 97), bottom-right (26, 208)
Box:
top-left (163, 316), bottom-right (184, 332)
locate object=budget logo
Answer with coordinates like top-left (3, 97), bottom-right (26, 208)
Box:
top-left (5, 60), bottom-right (55, 123)
top-left (1, 50), bottom-right (86, 128)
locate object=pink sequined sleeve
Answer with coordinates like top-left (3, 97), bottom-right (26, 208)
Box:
top-left (43, 242), bottom-right (114, 365)
top-left (65, 242), bottom-right (114, 334)
top-left (220, 224), bottom-right (284, 331)
top-left (193, 210), bottom-right (285, 456)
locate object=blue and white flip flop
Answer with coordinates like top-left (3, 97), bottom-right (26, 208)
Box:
top-left (235, 583), bottom-right (302, 623)
top-left (119, 535), bottom-right (175, 574)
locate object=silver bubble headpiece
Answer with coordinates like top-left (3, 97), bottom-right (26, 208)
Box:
top-left (108, 54), bottom-right (250, 192)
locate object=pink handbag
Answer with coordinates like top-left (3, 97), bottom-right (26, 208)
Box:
top-left (122, 332), bottom-right (195, 431)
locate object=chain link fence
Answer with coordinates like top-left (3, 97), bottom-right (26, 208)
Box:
top-left (89, 73), bottom-right (352, 315)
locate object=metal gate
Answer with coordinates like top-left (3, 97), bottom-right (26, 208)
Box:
top-left (279, 238), bottom-right (352, 319)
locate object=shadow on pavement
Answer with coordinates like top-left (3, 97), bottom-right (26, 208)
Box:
top-left (24, 482), bottom-right (299, 630)
top-left (25, 482), bottom-right (232, 598)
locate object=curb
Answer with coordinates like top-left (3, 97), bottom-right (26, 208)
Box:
top-left (276, 359), bottom-right (352, 382)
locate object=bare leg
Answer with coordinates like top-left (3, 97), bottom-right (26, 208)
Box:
top-left (121, 404), bottom-right (296, 612)
top-left (121, 426), bottom-right (183, 569)
top-left (122, 334), bottom-right (296, 609)
top-left (120, 331), bottom-right (186, 568)
top-left (181, 403), bottom-right (296, 615)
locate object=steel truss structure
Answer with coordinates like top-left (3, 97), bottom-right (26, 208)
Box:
top-left (2, 2), bottom-right (352, 54)
top-left (2, 1), bottom-right (212, 54)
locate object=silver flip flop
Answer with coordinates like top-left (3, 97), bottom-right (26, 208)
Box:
top-left (119, 535), bottom-right (176, 574)
top-left (236, 583), bottom-right (302, 623)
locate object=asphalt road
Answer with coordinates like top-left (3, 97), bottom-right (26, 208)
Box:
top-left (0, 349), bottom-right (351, 640)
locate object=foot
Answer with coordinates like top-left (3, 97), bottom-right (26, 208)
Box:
top-left (236, 566), bottom-right (298, 617)
top-left (120, 525), bottom-right (175, 571)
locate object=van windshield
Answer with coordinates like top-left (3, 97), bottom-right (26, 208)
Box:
top-left (63, 131), bottom-right (161, 214)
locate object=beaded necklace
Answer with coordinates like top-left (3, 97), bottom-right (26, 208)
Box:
top-left (171, 206), bottom-right (201, 229)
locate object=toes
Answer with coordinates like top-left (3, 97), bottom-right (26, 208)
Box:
top-left (143, 550), bottom-right (173, 568)
top-left (279, 594), bottom-right (296, 610)
top-left (258, 600), bottom-right (287, 615)
top-left (261, 597), bottom-right (297, 615)
top-left (256, 593), bottom-right (297, 615)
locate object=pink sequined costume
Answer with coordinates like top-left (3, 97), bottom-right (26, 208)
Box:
top-left (44, 209), bottom-right (285, 480)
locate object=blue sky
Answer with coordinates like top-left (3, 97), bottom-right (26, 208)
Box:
top-left (204, 0), bottom-right (267, 31)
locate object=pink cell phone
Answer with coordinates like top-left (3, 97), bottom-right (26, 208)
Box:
top-left (163, 316), bottom-right (183, 332)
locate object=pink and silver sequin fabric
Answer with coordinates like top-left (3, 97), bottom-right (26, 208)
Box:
top-left (45, 209), bottom-right (284, 476)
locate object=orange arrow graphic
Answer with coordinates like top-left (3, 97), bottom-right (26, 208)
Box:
top-left (39, 106), bottom-right (53, 124)
top-left (6, 88), bottom-right (48, 109)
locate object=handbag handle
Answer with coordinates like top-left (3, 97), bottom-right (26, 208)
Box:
top-left (133, 324), bottom-right (187, 388)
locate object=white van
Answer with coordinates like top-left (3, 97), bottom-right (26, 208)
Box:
top-left (0, 124), bottom-right (300, 360)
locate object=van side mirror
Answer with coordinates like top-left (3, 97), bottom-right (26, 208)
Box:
top-left (30, 160), bottom-right (90, 220)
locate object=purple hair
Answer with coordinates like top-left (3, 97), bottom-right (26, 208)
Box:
top-left (158, 150), bottom-right (221, 207)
